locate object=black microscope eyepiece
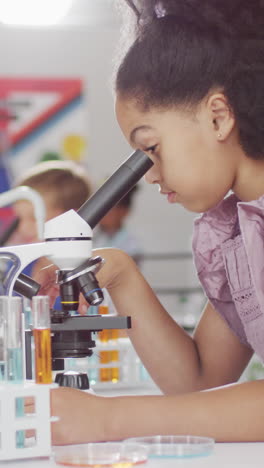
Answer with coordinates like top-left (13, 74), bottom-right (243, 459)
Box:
top-left (14, 272), bottom-right (41, 299)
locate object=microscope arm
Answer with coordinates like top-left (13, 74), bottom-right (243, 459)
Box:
top-left (42, 149), bottom-right (153, 271)
top-left (0, 150), bottom-right (153, 298)
top-left (0, 242), bottom-right (53, 296)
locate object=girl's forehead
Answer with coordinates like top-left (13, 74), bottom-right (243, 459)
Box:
top-left (115, 95), bottom-right (165, 137)
top-left (115, 94), bottom-right (191, 124)
top-left (115, 96), bottom-right (150, 141)
top-left (115, 95), bottom-right (194, 144)
top-left (115, 95), bottom-right (143, 121)
top-left (116, 100), bottom-right (163, 147)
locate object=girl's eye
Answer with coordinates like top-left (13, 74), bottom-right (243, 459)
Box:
top-left (144, 144), bottom-right (158, 154)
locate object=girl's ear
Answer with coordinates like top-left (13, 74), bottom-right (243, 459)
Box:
top-left (208, 93), bottom-right (235, 142)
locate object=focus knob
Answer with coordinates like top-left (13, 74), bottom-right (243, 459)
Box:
top-left (55, 371), bottom-right (90, 389)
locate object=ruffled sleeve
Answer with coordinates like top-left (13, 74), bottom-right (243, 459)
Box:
top-left (192, 194), bottom-right (251, 347)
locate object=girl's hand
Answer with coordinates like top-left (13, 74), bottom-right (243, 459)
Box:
top-left (92, 247), bottom-right (136, 291)
top-left (32, 248), bottom-right (133, 314)
top-left (50, 387), bottom-right (111, 445)
top-left (25, 388), bottom-right (111, 444)
top-left (34, 263), bottom-right (88, 315)
top-left (33, 260), bottom-right (59, 308)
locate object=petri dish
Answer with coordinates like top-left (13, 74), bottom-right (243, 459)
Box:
top-left (123, 435), bottom-right (215, 459)
top-left (53, 442), bottom-right (148, 467)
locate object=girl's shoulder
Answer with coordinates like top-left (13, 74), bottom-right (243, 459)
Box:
top-left (193, 193), bottom-right (264, 257)
top-left (192, 193), bottom-right (264, 353)
top-left (192, 193), bottom-right (240, 256)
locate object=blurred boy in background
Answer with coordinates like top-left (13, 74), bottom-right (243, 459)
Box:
top-left (7, 160), bottom-right (142, 313)
top-left (93, 184), bottom-right (143, 266)
top-left (10, 160), bottom-right (93, 278)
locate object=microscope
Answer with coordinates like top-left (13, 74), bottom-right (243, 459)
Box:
top-left (0, 150), bottom-right (153, 388)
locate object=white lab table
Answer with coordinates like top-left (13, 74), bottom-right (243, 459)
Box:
top-left (2, 443), bottom-right (264, 468)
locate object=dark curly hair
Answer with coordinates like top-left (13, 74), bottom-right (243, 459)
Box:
top-left (115, 0), bottom-right (264, 159)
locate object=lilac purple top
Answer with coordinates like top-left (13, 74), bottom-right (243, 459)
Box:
top-left (192, 193), bottom-right (264, 361)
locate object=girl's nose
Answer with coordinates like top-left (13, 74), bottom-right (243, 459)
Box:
top-left (144, 164), bottom-right (160, 185)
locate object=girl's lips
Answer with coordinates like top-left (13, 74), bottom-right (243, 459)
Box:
top-left (160, 190), bottom-right (178, 203)
top-left (167, 192), bottom-right (177, 203)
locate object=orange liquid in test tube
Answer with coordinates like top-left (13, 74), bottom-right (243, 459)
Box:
top-left (98, 305), bottom-right (120, 383)
top-left (110, 329), bottom-right (120, 383)
top-left (111, 329), bottom-right (119, 341)
top-left (99, 350), bottom-right (111, 382)
top-left (111, 350), bottom-right (120, 383)
top-left (98, 304), bottom-right (112, 381)
top-left (33, 328), bottom-right (52, 384)
top-left (98, 305), bottom-right (110, 342)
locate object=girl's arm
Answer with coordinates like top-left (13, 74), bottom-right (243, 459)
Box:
top-left (50, 379), bottom-right (264, 444)
top-left (95, 248), bottom-right (252, 394)
top-left (34, 247), bottom-right (252, 393)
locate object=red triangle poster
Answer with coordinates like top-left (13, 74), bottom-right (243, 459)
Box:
top-left (0, 77), bottom-right (87, 234)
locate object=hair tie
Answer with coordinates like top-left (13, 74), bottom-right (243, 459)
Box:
top-left (155, 1), bottom-right (166, 18)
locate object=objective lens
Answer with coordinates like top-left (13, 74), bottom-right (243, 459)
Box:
top-left (59, 279), bottom-right (79, 312)
top-left (77, 272), bottom-right (104, 306)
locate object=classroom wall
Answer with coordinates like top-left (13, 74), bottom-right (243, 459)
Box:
top-left (0, 5), bottom-right (200, 298)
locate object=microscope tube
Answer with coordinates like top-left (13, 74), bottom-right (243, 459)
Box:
top-left (5, 296), bottom-right (25, 448)
top-left (32, 296), bottom-right (52, 384)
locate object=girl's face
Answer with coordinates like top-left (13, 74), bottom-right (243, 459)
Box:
top-left (115, 95), bottom-right (239, 213)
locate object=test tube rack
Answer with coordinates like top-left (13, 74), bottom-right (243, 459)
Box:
top-left (0, 381), bottom-right (57, 461)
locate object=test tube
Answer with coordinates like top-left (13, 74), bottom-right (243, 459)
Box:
top-left (110, 329), bottom-right (120, 383)
top-left (6, 296), bottom-right (24, 382)
top-left (98, 304), bottom-right (112, 382)
top-left (111, 350), bottom-right (120, 383)
top-left (0, 297), bottom-right (7, 381)
top-left (99, 350), bottom-right (111, 382)
top-left (5, 296), bottom-right (25, 448)
top-left (32, 296), bottom-right (52, 384)
top-left (98, 304), bottom-right (110, 342)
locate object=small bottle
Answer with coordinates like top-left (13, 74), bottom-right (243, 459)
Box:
top-left (89, 305), bottom-right (98, 316)
top-left (110, 350), bottom-right (120, 383)
top-left (87, 352), bottom-right (98, 386)
top-left (111, 328), bottom-right (119, 341)
top-left (98, 304), bottom-right (112, 382)
top-left (110, 328), bottom-right (120, 383)
top-left (98, 304), bottom-right (110, 342)
top-left (99, 350), bottom-right (111, 382)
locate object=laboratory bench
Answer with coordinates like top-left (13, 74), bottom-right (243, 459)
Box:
top-left (3, 442), bottom-right (264, 468)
